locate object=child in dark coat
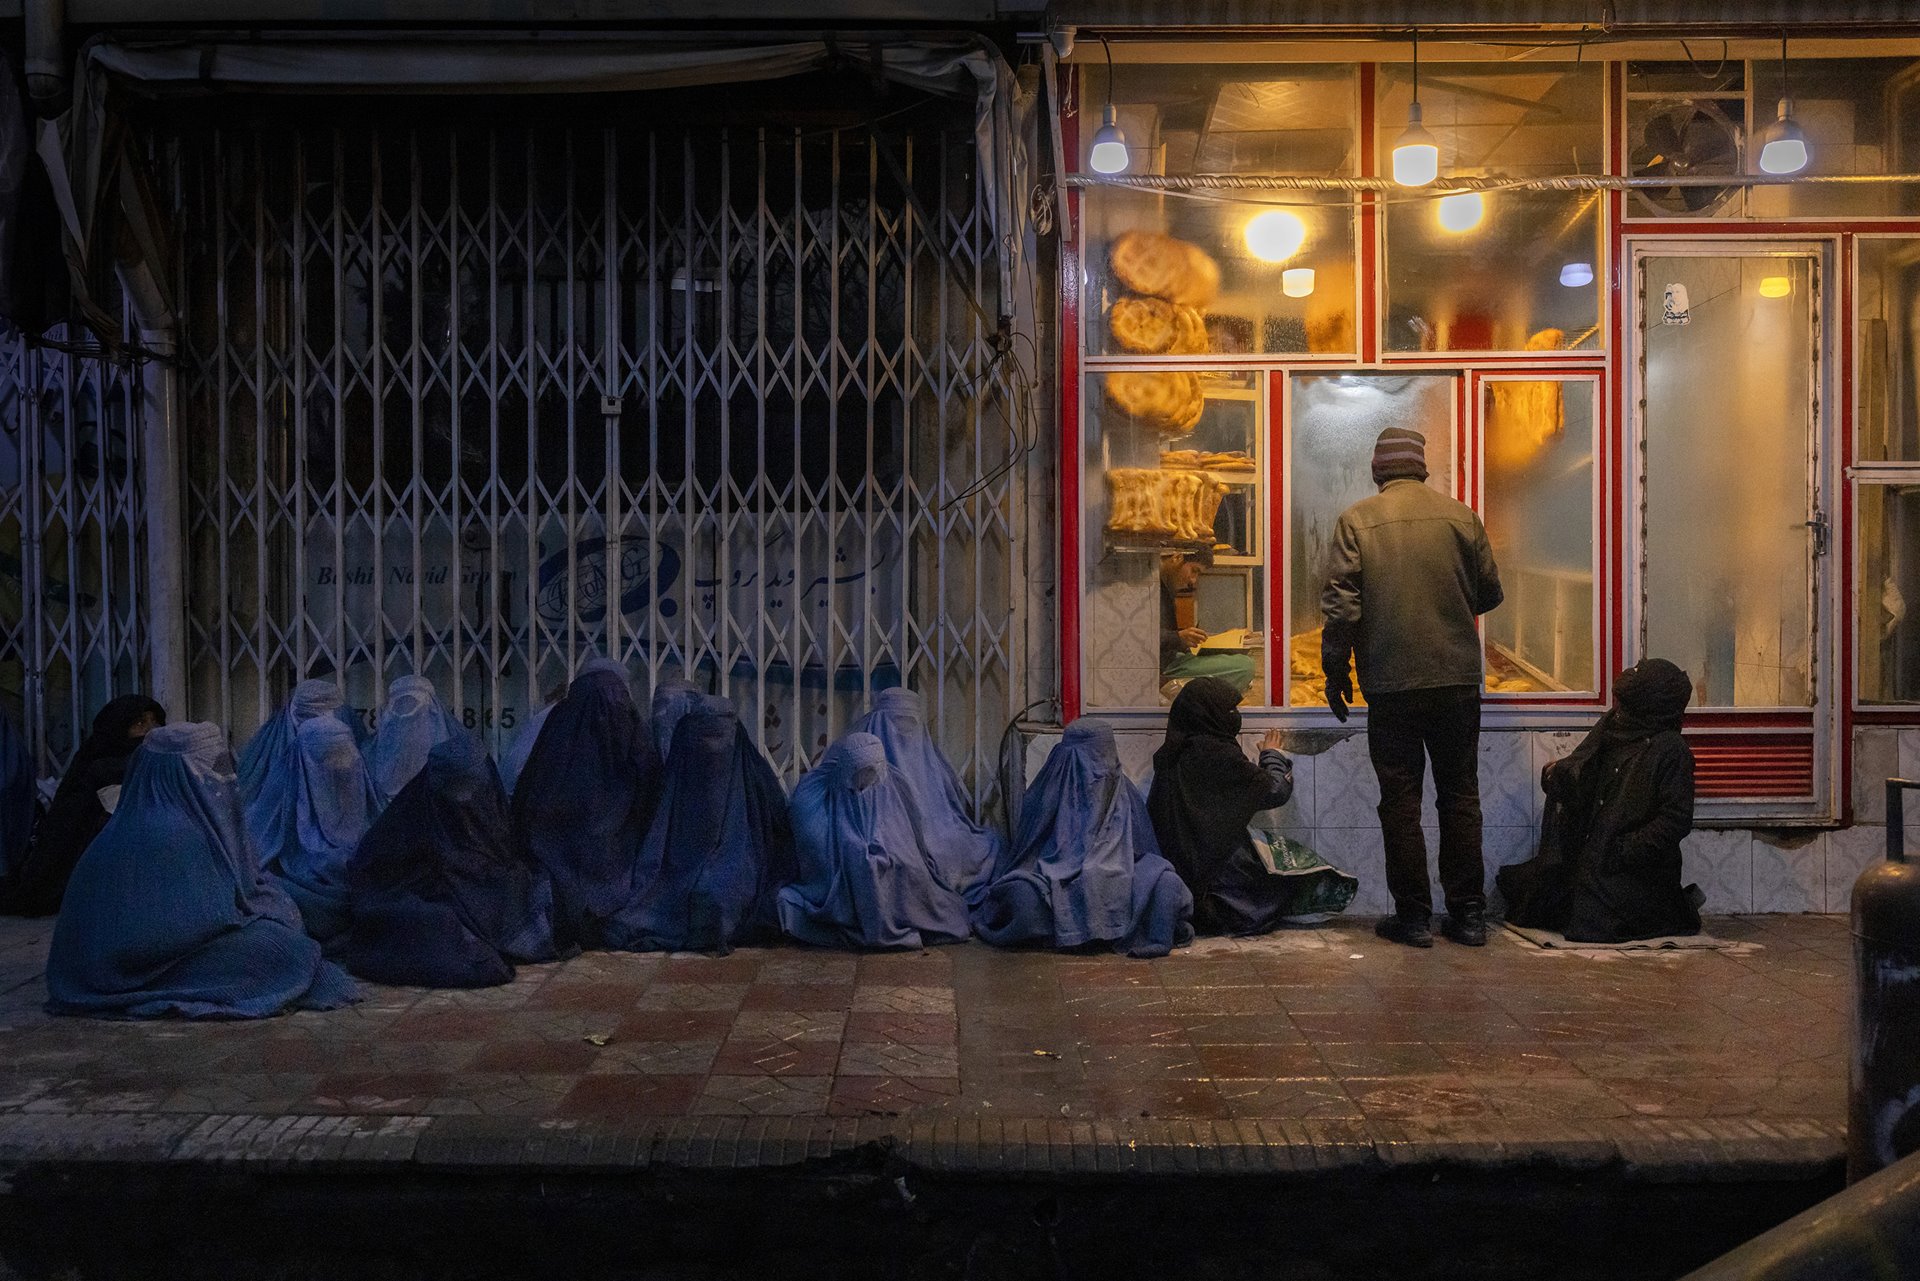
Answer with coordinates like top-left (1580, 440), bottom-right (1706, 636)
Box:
top-left (1500, 658), bottom-right (1702, 942)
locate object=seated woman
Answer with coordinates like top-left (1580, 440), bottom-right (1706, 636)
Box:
top-left (238, 679), bottom-right (353, 839)
top-left (974, 718), bottom-right (1194, 958)
top-left (3, 694), bottom-right (165, 917)
top-left (606, 694), bottom-right (795, 953)
top-left (257, 716), bottom-right (382, 951)
top-left (498, 683), bottom-right (566, 798)
top-left (1, 709), bottom-right (35, 892)
top-left (1146, 677), bottom-right (1356, 935)
top-left (46, 722), bottom-right (358, 1018)
top-left (509, 659), bottom-right (659, 948)
top-left (649, 675), bottom-right (703, 764)
top-left (344, 732), bottom-right (559, 987)
top-left (779, 732), bottom-right (971, 950)
top-left (364, 675), bottom-right (462, 802)
top-left (1499, 658), bottom-right (1702, 943)
top-left (849, 688), bottom-right (1003, 906)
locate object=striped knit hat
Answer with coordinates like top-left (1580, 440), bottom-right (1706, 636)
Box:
top-left (1371, 427), bottom-right (1429, 484)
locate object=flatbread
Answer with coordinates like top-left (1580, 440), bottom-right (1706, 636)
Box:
top-left (1108, 296), bottom-right (1178, 353)
top-left (1110, 232), bottom-right (1192, 300)
top-left (1105, 370), bottom-right (1199, 432)
top-left (1167, 305), bottom-right (1209, 355)
top-left (1169, 244), bottom-right (1220, 309)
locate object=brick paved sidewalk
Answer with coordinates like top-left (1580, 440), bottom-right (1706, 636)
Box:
top-left (0, 914), bottom-right (1851, 1176)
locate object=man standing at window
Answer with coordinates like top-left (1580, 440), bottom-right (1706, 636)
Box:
top-left (1320, 427), bottom-right (1503, 948)
top-left (1160, 550), bottom-right (1255, 698)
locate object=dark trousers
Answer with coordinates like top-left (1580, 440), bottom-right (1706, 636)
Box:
top-left (1365, 685), bottom-right (1485, 921)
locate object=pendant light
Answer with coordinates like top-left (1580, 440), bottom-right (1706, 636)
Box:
top-left (1087, 34), bottom-right (1129, 175)
top-left (1757, 32), bottom-right (1810, 176)
top-left (1392, 28), bottom-right (1440, 188)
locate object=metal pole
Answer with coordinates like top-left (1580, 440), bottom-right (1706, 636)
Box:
top-left (135, 326), bottom-right (187, 715)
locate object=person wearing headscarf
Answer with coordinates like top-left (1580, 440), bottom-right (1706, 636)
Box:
top-left (650, 675), bottom-right (703, 766)
top-left (238, 679), bottom-right (355, 841)
top-left (2, 694), bottom-right (165, 917)
top-left (497, 682), bottom-right (568, 799)
top-left (606, 694), bottom-right (796, 953)
top-left (509, 658), bottom-right (658, 948)
top-left (1499, 658), bottom-right (1702, 943)
top-left (258, 715), bottom-right (381, 951)
top-left (779, 732), bottom-right (971, 950)
top-left (0, 709), bottom-right (33, 886)
top-left (364, 675), bottom-right (462, 802)
top-left (975, 719), bottom-right (1194, 958)
top-left (45, 722), bottom-right (358, 1018)
top-left (848, 687), bottom-right (1002, 906)
top-left (344, 731), bottom-right (559, 987)
top-left (1147, 677), bottom-right (1355, 936)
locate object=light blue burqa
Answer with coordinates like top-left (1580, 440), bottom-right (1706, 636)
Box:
top-left (364, 675), bottom-right (462, 802)
top-left (258, 715), bottom-right (381, 950)
top-left (238, 679), bottom-right (355, 842)
top-left (849, 688), bottom-right (1003, 906)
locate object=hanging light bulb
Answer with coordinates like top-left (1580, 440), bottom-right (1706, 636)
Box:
top-left (1282, 268), bottom-right (1316, 297)
top-left (1392, 28), bottom-right (1440, 188)
top-left (1758, 275), bottom-right (1793, 298)
top-left (1757, 32), bottom-right (1810, 176)
top-left (1245, 210), bottom-right (1307, 262)
top-left (1559, 262), bottom-right (1595, 288)
top-left (1436, 191), bottom-right (1484, 232)
top-left (1086, 34), bottom-right (1129, 175)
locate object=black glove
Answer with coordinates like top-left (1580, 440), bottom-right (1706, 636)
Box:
top-left (1325, 672), bottom-right (1352, 723)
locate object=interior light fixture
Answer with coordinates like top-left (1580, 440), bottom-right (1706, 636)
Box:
top-left (1436, 191), bottom-right (1484, 232)
top-left (1758, 275), bottom-right (1793, 298)
top-left (1391, 28), bottom-right (1440, 188)
top-left (1282, 267), bottom-right (1316, 297)
top-left (1559, 262), bottom-right (1595, 288)
top-left (1757, 32), bottom-right (1810, 176)
top-left (1245, 209), bottom-right (1307, 262)
top-left (1087, 35), bottom-right (1129, 175)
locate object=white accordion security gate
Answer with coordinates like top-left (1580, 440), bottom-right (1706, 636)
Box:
top-left (170, 101), bottom-right (1028, 798)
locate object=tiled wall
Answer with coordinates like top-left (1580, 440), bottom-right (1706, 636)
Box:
top-left (1023, 725), bottom-right (1920, 916)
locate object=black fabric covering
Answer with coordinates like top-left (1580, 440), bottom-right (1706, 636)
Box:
top-left (2, 695), bottom-right (164, 917)
top-left (1145, 678), bottom-right (1295, 935)
top-left (1500, 659), bottom-right (1701, 942)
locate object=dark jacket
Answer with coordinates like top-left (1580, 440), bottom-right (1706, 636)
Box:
top-left (1319, 479), bottom-right (1503, 696)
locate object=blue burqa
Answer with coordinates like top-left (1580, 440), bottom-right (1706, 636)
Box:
top-left (364, 675), bottom-right (462, 802)
top-left (649, 676), bottom-right (703, 765)
top-left (778, 732), bottom-right (970, 950)
top-left (498, 702), bottom-right (553, 798)
top-left (238, 679), bottom-right (353, 842)
top-left (849, 688), bottom-right (1002, 905)
top-left (45, 722), bottom-right (358, 1019)
top-left (973, 719), bottom-right (1195, 958)
top-left (605, 695), bottom-right (796, 953)
top-left (345, 732), bottom-right (559, 987)
top-left (509, 661), bottom-right (658, 948)
top-left (258, 715), bottom-right (381, 951)
top-left (0, 710), bottom-right (31, 881)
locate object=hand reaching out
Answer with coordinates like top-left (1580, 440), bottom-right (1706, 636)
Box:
top-left (1258, 729), bottom-right (1288, 754)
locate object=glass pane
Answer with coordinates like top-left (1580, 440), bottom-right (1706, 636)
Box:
top-left (1642, 255), bottom-right (1815, 708)
top-left (1748, 59), bottom-right (1920, 219)
top-left (1860, 482), bottom-right (1920, 704)
top-left (1084, 64), bottom-right (1358, 356)
top-left (1858, 237), bottom-right (1920, 463)
top-left (1482, 379), bottom-right (1597, 694)
top-left (1378, 63), bottom-right (1603, 352)
top-left (1083, 369), bottom-right (1267, 709)
top-left (1624, 61), bottom-right (1749, 219)
top-left (1286, 373), bottom-right (1454, 707)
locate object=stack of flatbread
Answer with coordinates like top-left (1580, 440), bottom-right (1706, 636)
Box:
top-left (1104, 231), bottom-right (1218, 435)
top-left (1105, 468), bottom-right (1230, 544)
top-left (1160, 449), bottom-right (1254, 472)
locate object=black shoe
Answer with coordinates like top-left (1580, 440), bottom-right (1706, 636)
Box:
top-left (1374, 914), bottom-right (1434, 949)
top-left (1441, 911), bottom-right (1488, 947)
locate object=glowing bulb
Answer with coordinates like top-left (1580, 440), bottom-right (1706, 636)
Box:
top-left (1757, 101), bottom-right (1809, 176)
top-left (1391, 115), bottom-right (1440, 188)
top-left (1282, 268), bottom-right (1315, 298)
top-left (1758, 276), bottom-right (1792, 299)
top-left (1436, 191), bottom-right (1484, 233)
top-left (1244, 210), bottom-right (1307, 262)
top-left (1559, 262), bottom-right (1594, 288)
top-left (1088, 105), bottom-right (1128, 175)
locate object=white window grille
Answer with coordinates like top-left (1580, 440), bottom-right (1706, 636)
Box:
top-left (170, 104), bottom-right (1031, 800)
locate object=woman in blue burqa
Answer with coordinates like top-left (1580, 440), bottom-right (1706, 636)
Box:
top-left (974, 719), bottom-right (1194, 958)
top-left (344, 730), bottom-right (559, 987)
top-left (364, 675), bottom-right (462, 802)
top-left (509, 659), bottom-right (659, 948)
top-left (1147, 677), bottom-right (1356, 935)
top-left (848, 688), bottom-right (1002, 906)
top-left (257, 715), bottom-right (381, 950)
top-left (238, 679), bottom-right (357, 840)
top-left (778, 732), bottom-right (971, 950)
top-left (605, 694), bottom-right (796, 953)
top-left (46, 722), bottom-right (358, 1018)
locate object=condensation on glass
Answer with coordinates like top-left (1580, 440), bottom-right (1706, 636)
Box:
top-left (1286, 373), bottom-right (1453, 707)
top-left (1376, 63), bottom-right (1603, 353)
top-left (1859, 483), bottom-right (1920, 705)
top-left (1081, 369), bottom-right (1265, 709)
top-left (1083, 64), bottom-right (1359, 358)
top-left (1641, 254), bottom-right (1817, 708)
top-left (1858, 237), bottom-right (1920, 464)
top-left (1482, 378), bottom-right (1597, 695)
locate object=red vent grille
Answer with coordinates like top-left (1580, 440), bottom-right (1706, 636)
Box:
top-left (1687, 734), bottom-right (1815, 799)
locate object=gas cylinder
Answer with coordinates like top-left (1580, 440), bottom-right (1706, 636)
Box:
top-left (1849, 778), bottom-right (1920, 1183)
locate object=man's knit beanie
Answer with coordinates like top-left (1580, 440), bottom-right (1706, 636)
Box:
top-left (1371, 427), bottom-right (1429, 485)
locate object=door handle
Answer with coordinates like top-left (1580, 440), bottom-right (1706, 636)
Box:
top-left (1805, 513), bottom-right (1829, 557)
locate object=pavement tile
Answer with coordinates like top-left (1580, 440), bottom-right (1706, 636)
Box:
top-left (741, 983), bottom-right (856, 1012)
top-left (633, 983), bottom-right (751, 1012)
top-left (693, 1075), bottom-right (833, 1116)
top-left (527, 983), bottom-right (646, 1013)
top-left (557, 1075), bottom-right (704, 1118)
top-left (843, 1012), bottom-right (957, 1044)
top-left (850, 986), bottom-right (956, 1015)
top-left (1194, 1043), bottom-right (1326, 1078)
top-left (837, 1042), bottom-right (959, 1077)
top-left (729, 1010), bottom-right (847, 1043)
top-left (1345, 1076), bottom-right (1495, 1121)
top-left (470, 1038), bottom-right (601, 1074)
top-left (586, 1040), bottom-right (723, 1075)
top-left (1215, 1078), bottom-right (1361, 1120)
top-left (612, 1010), bottom-right (740, 1041)
top-left (711, 1037), bottom-right (841, 1077)
top-left (828, 1075), bottom-right (961, 1117)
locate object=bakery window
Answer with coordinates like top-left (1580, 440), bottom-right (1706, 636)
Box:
top-left (1480, 375), bottom-right (1599, 696)
top-left (1285, 373), bottom-right (1454, 708)
top-left (1082, 63), bottom-right (1359, 358)
top-left (1375, 63), bottom-right (1603, 353)
top-left (1859, 237), bottom-right (1920, 464)
top-left (1082, 369), bottom-right (1267, 710)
